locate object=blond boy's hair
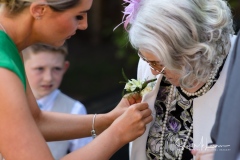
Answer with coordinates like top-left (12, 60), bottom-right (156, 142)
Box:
top-left (23, 44), bottom-right (68, 61)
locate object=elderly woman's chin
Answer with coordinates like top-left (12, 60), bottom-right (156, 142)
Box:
top-left (166, 77), bottom-right (180, 87)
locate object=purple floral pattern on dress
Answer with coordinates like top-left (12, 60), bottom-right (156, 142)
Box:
top-left (147, 84), bottom-right (193, 160)
top-left (167, 116), bottom-right (181, 133)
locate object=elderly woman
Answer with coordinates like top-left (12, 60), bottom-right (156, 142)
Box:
top-left (118, 0), bottom-right (236, 159)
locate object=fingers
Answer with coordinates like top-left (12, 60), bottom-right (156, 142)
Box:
top-left (131, 93), bottom-right (142, 103)
top-left (191, 149), bottom-right (198, 156)
top-left (124, 93), bottom-right (142, 105)
top-left (138, 105), bottom-right (152, 123)
top-left (193, 148), bottom-right (215, 160)
top-left (138, 104), bottom-right (152, 116)
top-left (111, 102), bottom-right (152, 143)
top-left (142, 113), bottom-right (153, 124)
top-left (127, 97), bottom-right (135, 105)
top-left (129, 102), bottom-right (153, 125)
top-left (195, 152), bottom-right (214, 160)
top-left (131, 102), bottom-right (149, 111)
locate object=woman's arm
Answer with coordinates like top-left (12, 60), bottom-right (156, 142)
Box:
top-left (0, 69), bottom-right (54, 160)
top-left (61, 101), bottom-right (152, 160)
top-left (26, 76), bottom-right (146, 141)
top-left (26, 77), bottom-right (116, 141)
top-left (0, 68), bottom-right (152, 160)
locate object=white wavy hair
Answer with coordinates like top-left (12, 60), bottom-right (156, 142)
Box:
top-left (128, 0), bottom-right (234, 88)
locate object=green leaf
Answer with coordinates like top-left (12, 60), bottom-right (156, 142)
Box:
top-left (122, 68), bottom-right (129, 81)
top-left (122, 88), bottom-right (125, 97)
top-left (119, 81), bottom-right (127, 84)
top-left (135, 87), bottom-right (141, 92)
top-left (142, 78), bottom-right (157, 89)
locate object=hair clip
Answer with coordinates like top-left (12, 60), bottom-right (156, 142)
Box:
top-left (114, 0), bottom-right (141, 31)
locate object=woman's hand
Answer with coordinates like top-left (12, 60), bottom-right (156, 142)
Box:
top-left (107, 93), bottom-right (142, 123)
top-left (110, 102), bottom-right (152, 143)
top-left (125, 93), bottom-right (142, 105)
top-left (62, 102), bottom-right (152, 160)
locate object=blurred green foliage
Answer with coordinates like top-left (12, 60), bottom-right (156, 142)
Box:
top-left (229, 0), bottom-right (238, 7)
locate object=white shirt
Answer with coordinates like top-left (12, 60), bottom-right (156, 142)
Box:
top-left (37, 89), bottom-right (92, 152)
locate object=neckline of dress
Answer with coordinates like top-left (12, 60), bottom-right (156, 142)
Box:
top-left (0, 22), bottom-right (7, 33)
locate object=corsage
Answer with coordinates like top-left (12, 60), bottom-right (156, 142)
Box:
top-left (120, 69), bottom-right (157, 97)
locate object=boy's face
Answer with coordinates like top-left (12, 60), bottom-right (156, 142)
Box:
top-left (25, 51), bottom-right (69, 99)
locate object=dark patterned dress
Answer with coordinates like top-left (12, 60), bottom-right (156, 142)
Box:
top-left (146, 78), bottom-right (194, 160)
top-left (146, 58), bottom-right (225, 160)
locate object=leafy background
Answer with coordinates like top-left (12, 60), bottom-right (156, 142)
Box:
top-left (60, 1), bottom-right (240, 159)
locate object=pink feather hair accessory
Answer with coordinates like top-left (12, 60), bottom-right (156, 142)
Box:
top-left (114, 0), bottom-right (141, 31)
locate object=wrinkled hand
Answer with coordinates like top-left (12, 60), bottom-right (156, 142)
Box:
top-left (192, 147), bottom-right (215, 160)
top-left (110, 102), bottom-right (153, 143)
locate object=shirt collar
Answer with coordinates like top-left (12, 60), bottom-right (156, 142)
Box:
top-left (37, 89), bottom-right (60, 111)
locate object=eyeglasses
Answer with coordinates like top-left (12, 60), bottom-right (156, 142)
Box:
top-left (138, 52), bottom-right (166, 74)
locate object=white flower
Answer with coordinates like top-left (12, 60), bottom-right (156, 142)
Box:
top-left (124, 79), bottom-right (143, 92)
top-left (120, 68), bottom-right (157, 97)
top-left (124, 82), bottom-right (132, 91)
top-left (130, 79), bottom-right (143, 88)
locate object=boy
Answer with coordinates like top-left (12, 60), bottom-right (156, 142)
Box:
top-left (23, 44), bottom-right (92, 160)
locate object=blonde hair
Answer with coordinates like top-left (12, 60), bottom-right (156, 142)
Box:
top-left (0, 0), bottom-right (80, 14)
top-left (128, 0), bottom-right (234, 88)
top-left (22, 43), bottom-right (68, 61)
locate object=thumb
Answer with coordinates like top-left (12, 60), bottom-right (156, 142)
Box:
top-left (191, 149), bottom-right (198, 156)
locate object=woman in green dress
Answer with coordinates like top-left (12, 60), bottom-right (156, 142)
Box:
top-left (0, 0), bottom-right (153, 160)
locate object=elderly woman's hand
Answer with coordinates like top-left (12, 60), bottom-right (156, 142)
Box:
top-left (191, 147), bottom-right (215, 160)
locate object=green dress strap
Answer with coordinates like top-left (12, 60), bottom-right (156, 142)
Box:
top-left (0, 31), bottom-right (27, 91)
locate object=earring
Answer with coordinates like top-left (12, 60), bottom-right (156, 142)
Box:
top-left (35, 16), bottom-right (41, 20)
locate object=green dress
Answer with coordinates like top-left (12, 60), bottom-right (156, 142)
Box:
top-left (0, 30), bottom-right (26, 91)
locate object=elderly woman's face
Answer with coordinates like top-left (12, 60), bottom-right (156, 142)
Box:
top-left (139, 50), bottom-right (182, 86)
